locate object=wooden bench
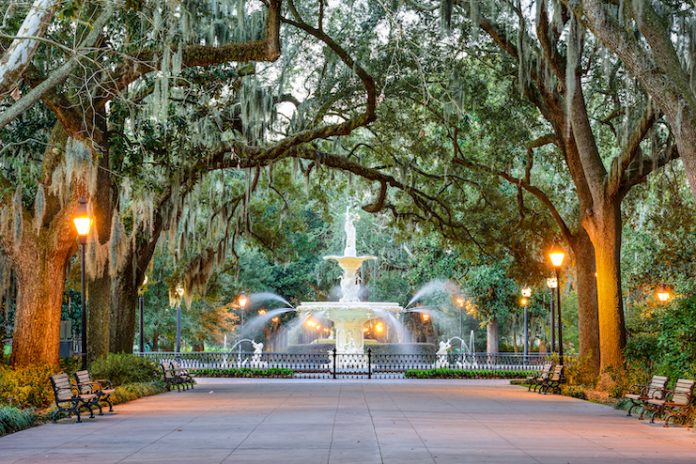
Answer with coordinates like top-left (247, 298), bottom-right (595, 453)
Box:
top-left (74, 370), bottom-right (115, 415)
top-left (623, 375), bottom-right (668, 418)
top-left (169, 360), bottom-right (195, 389)
top-left (49, 373), bottom-right (97, 423)
top-left (161, 361), bottom-right (190, 391)
top-left (539, 365), bottom-right (564, 395)
top-left (645, 379), bottom-right (695, 427)
top-left (527, 363), bottom-right (553, 392)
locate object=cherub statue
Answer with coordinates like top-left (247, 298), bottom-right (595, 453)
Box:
top-left (436, 340), bottom-right (451, 356)
top-left (252, 341), bottom-right (264, 355)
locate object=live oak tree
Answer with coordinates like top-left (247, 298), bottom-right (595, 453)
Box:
top-left (423, 0), bottom-right (682, 371)
top-left (0, 0), bottom-right (285, 366)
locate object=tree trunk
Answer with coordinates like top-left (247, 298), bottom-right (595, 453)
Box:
top-left (10, 237), bottom-right (71, 367)
top-left (87, 274), bottom-right (110, 363)
top-left (572, 229), bottom-right (600, 375)
top-left (486, 318), bottom-right (499, 353)
top-left (86, 127), bottom-right (114, 362)
top-left (585, 200), bottom-right (626, 371)
top-left (109, 271), bottom-right (138, 353)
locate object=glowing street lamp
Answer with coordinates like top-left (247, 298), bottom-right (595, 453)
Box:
top-left (548, 244), bottom-right (566, 362)
top-left (258, 308), bottom-right (267, 316)
top-left (175, 284), bottom-right (184, 353)
top-left (656, 286), bottom-right (671, 303)
top-left (73, 198), bottom-right (92, 368)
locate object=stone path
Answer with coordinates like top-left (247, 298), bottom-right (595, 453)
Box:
top-left (1, 378), bottom-right (695, 463)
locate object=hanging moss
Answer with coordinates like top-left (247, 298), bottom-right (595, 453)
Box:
top-left (32, 185), bottom-right (45, 234)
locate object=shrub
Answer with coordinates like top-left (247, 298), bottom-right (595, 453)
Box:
top-left (0, 364), bottom-right (56, 409)
top-left (563, 386), bottom-right (588, 400)
top-left (404, 368), bottom-right (534, 379)
top-left (654, 297), bottom-right (696, 382)
top-left (0, 406), bottom-right (37, 436)
top-left (89, 354), bottom-right (159, 386)
top-left (194, 368), bottom-right (294, 378)
top-left (111, 381), bottom-right (167, 405)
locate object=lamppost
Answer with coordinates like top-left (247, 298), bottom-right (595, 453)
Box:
top-left (455, 296), bottom-right (465, 339)
top-left (237, 291), bottom-right (248, 326)
top-left (236, 291), bottom-right (248, 359)
top-left (175, 285), bottom-right (184, 353)
top-left (72, 197), bottom-right (92, 369)
top-left (546, 277), bottom-right (557, 353)
top-left (138, 275), bottom-right (148, 353)
top-left (520, 287), bottom-right (531, 359)
top-left (548, 245), bottom-right (566, 362)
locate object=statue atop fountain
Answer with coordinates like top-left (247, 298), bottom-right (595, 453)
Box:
top-left (344, 207), bottom-right (357, 257)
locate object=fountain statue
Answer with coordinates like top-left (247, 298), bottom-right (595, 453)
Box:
top-left (433, 340), bottom-right (451, 368)
top-left (296, 207), bottom-right (403, 355)
top-left (250, 341), bottom-right (267, 368)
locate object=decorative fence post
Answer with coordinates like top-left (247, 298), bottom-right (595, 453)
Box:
top-left (367, 348), bottom-right (372, 379)
top-left (332, 347), bottom-right (337, 379)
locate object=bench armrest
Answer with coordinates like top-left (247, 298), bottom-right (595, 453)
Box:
top-left (93, 379), bottom-right (113, 389)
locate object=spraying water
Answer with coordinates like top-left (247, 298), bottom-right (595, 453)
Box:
top-left (239, 307), bottom-right (296, 339)
top-left (405, 279), bottom-right (460, 309)
top-left (249, 292), bottom-right (294, 309)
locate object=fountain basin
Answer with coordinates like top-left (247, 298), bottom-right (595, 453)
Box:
top-left (297, 301), bottom-right (403, 354)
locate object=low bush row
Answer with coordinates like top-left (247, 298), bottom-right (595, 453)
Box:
top-left (404, 368), bottom-right (535, 379)
top-left (110, 381), bottom-right (168, 405)
top-left (194, 368), bottom-right (294, 378)
top-left (0, 406), bottom-right (38, 436)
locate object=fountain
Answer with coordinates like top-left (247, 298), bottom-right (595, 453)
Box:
top-left (295, 207), bottom-right (403, 354)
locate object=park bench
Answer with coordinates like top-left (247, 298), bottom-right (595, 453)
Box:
top-left (527, 363), bottom-right (553, 392)
top-left (539, 365), bottom-right (564, 395)
top-left (161, 361), bottom-right (191, 391)
top-left (49, 373), bottom-right (97, 423)
top-left (73, 370), bottom-right (115, 415)
top-left (645, 379), bottom-right (695, 427)
top-left (169, 360), bottom-right (195, 389)
top-left (623, 375), bottom-right (668, 418)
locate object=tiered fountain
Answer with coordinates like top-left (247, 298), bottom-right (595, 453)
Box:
top-left (295, 208), bottom-right (403, 354)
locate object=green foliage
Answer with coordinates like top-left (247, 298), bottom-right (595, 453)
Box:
top-left (193, 368), bottom-right (293, 378)
top-left (462, 260), bottom-right (517, 325)
top-left (0, 406), bottom-right (38, 436)
top-left (110, 382), bottom-right (167, 405)
top-left (562, 386), bottom-right (588, 400)
top-left (404, 368), bottom-right (534, 379)
top-left (0, 364), bottom-right (56, 409)
top-left (654, 297), bottom-right (696, 381)
top-left (89, 354), bottom-right (160, 386)
top-left (622, 296), bottom-right (696, 390)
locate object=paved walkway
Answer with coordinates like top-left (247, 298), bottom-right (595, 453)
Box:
top-left (1, 379), bottom-right (695, 464)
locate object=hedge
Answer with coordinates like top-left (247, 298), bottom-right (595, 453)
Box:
top-left (0, 406), bottom-right (38, 436)
top-left (404, 368), bottom-right (535, 379)
top-left (194, 368), bottom-right (293, 378)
